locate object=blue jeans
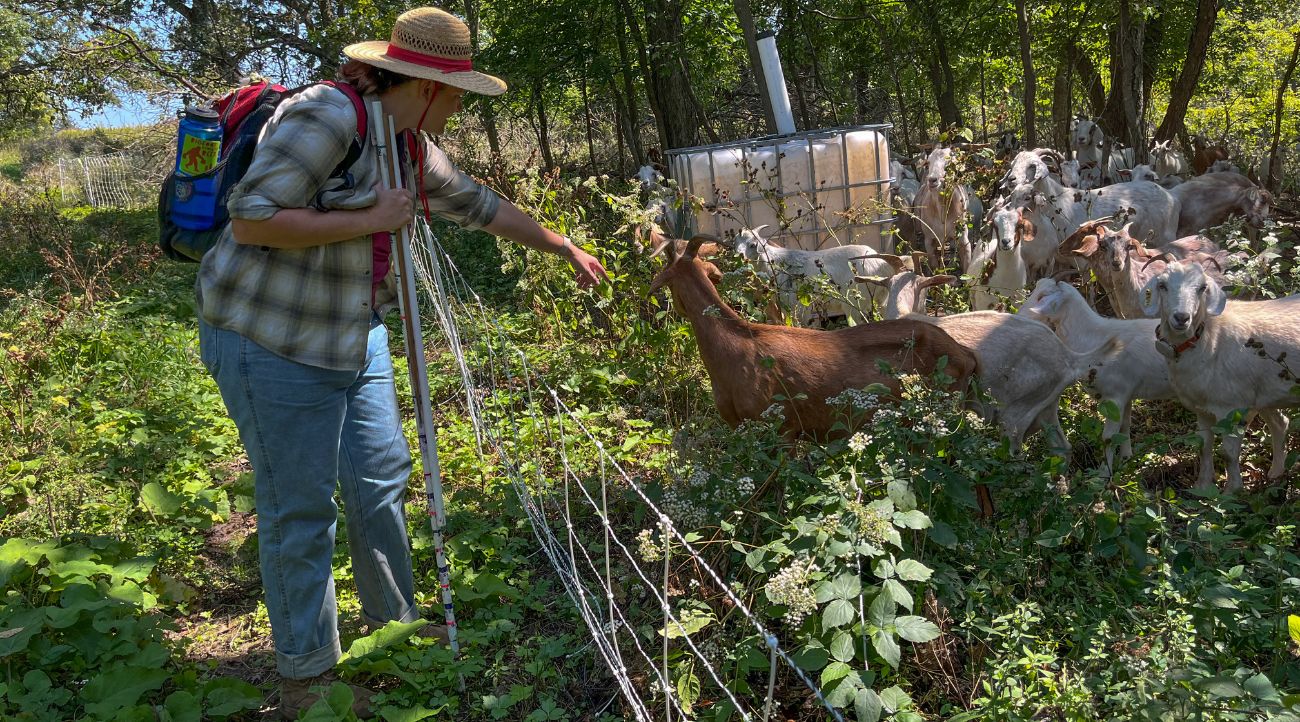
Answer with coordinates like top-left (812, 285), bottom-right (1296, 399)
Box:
top-left (199, 315), bottom-right (420, 678)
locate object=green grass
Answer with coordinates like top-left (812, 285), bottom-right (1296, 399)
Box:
top-left (2, 178), bottom-right (1299, 721)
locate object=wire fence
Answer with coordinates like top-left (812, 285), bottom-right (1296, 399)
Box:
top-left (56, 151), bottom-right (163, 209)
top-left (407, 216), bottom-right (852, 721)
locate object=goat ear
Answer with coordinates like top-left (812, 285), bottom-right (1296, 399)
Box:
top-left (1140, 275), bottom-right (1162, 318)
top-left (1205, 279), bottom-right (1227, 316)
top-left (921, 274), bottom-right (958, 289)
top-left (1025, 290), bottom-right (1062, 316)
top-left (1073, 234), bottom-right (1100, 257)
top-left (1089, 125), bottom-right (1103, 145)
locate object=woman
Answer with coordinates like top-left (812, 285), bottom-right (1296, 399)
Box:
top-left (196, 7), bottom-right (607, 718)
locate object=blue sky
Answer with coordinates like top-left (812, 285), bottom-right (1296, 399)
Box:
top-left (69, 91), bottom-right (172, 129)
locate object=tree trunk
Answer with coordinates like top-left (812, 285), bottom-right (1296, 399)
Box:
top-left (1154, 0), bottom-right (1219, 142)
top-left (532, 81), bottom-right (554, 170)
top-left (1072, 43), bottom-right (1107, 118)
top-left (733, 0), bottom-right (776, 132)
top-left (1015, 0), bottom-right (1037, 147)
top-left (1051, 48), bottom-right (1073, 151)
top-left (463, 0), bottom-right (500, 158)
top-left (612, 8), bottom-right (646, 164)
top-left (639, 0), bottom-right (705, 150)
top-left (1140, 1), bottom-right (1164, 129)
top-left (1099, 0), bottom-right (1146, 160)
top-left (580, 70), bottom-right (597, 176)
top-left (906, 0), bottom-right (962, 129)
top-left (1267, 30), bottom-right (1300, 194)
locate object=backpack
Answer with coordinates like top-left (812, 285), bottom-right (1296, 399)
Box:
top-left (157, 80), bottom-right (369, 262)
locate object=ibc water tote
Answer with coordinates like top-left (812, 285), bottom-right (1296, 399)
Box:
top-left (170, 106), bottom-right (223, 231)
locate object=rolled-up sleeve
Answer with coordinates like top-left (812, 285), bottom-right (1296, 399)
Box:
top-left (418, 139), bottom-right (500, 230)
top-left (226, 90), bottom-right (356, 221)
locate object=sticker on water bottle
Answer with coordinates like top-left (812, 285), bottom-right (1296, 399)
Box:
top-left (175, 179), bottom-right (194, 202)
top-left (179, 136), bottom-right (220, 175)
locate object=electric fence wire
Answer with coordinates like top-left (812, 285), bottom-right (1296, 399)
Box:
top-left (407, 216), bottom-right (847, 722)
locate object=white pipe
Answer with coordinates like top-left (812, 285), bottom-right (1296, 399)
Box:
top-left (757, 31), bottom-right (796, 135)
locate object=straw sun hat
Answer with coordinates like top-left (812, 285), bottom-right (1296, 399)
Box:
top-left (344, 7), bottom-right (507, 96)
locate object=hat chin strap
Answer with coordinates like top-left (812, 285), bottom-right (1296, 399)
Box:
top-left (409, 82), bottom-right (441, 221)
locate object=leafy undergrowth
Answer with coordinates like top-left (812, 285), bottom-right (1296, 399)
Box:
top-left (1, 172), bottom-right (1299, 721)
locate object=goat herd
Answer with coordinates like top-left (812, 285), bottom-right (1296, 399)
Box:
top-left (641, 124), bottom-right (1297, 495)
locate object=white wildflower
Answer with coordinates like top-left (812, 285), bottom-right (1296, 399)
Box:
top-left (765, 557), bottom-right (819, 626)
top-left (848, 432), bottom-right (871, 453)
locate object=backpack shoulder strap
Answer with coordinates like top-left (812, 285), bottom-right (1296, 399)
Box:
top-left (315, 80), bottom-right (368, 178)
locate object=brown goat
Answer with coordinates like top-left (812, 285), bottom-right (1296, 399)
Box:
top-left (648, 235), bottom-right (979, 441)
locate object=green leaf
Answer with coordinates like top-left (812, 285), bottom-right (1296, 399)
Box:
top-left (660, 608), bottom-right (715, 639)
top-left (855, 688), bottom-right (883, 722)
top-left (457, 572), bottom-right (520, 602)
top-left (883, 579), bottom-right (914, 612)
top-left (830, 572), bottom-right (862, 600)
top-left (872, 630), bottom-right (900, 668)
top-left (893, 510), bottom-right (930, 529)
top-left (163, 691), bottom-right (201, 722)
top-left (872, 558), bottom-right (895, 579)
top-left (823, 599), bottom-right (857, 629)
top-left (140, 482), bottom-right (183, 516)
top-left (894, 559), bottom-right (932, 582)
top-left (880, 685), bottom-right (912, 712)
top-left (1200, 676), bottom-right (1245, 698)
top-left (1288, 615), bottom-right (1300, 646)
top-left (342, 620), bottom-right (428, 660)
top-left (887, 480), bottom-right (916, 511)
top-left (0, 609), bottom-right (44, 657)
top-left (1245, 673), bottom-right (1281, 703)
top-left (830, 630), bottom-right (857, 663)
top-left (893, 616), bottom-right (941, 643)
top-left (82, 665), bottom-right (168, 718)
top-left (821, 661), bottom-right (852, 686)
top-left (379, 705), bottom-right (444, 722)
top-left (676, 672), bottom-right (700, 714)
top-left (1099, 399), bottom-right (1122, 422)
top-left (928, 522), bottom-right (958, 548)
top-left (824, 669), bottom-right (863, 707)
top-left (868, 590), bottom-right (896, 627)
top-left (791, 644), bottom-right (829, 671)
top-left (302, 682), bottom-right (354, 720)
top-left (202, 678), bottom-right (263, 717)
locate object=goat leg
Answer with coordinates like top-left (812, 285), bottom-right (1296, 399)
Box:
top-left (1261, 409), bottom-right (1291, 480)
top-left (1195, 411), bottom-right (1218, 489)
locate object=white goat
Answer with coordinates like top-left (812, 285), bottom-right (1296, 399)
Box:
top-left (970, 207), bottom-right (1032, 310)
top-left (1021, 278), bottom-right (1290, 476)
top-left (1071, 119), bottom-right (1106, 189)
top-left (1149, 140), bottom-right (1191, 180)
top-left (1060, 159), bottom-right (1082, 188)
top-left (734, 226), bottom-right (904, 325)
top-left (914, 147), bottom-right (975, 271)
top-left (1010, 172), bottom-right (1180, 247)
top-left (1117, 164), bottom-right (1160, 183)
top-left (1141, 261), bottom-right (1300, 490)
top-left (1170, 172), bottom-right (1273, 236)
top-left (877, 273), bottom-right (1122, 455)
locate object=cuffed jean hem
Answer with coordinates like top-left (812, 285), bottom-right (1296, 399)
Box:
top-left (277, 636), bottom-right (343, 679)
top-left (362, 607), bottom-right (423, 630)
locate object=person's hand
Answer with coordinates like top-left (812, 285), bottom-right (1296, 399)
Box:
top-left (562, 240), bottom-right (609, 289)
top-left (371, 185), bottom-right (415, 232)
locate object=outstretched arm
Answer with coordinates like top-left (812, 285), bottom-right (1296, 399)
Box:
top-left (483, 201), bottom-right (609, 289)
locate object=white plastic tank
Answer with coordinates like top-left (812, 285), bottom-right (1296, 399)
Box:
top-left (668, 126), bottom-right (891, 251)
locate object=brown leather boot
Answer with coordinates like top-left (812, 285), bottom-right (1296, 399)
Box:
top-left (415, 622), bottom-right (451, 645)
top-left (279, 671), bottom-right (375, 719)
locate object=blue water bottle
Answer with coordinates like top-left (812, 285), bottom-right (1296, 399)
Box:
top-left (171, 106), bottom-right (223, 230)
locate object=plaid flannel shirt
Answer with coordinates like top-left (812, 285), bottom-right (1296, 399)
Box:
top-left (196, 84), bottom-right (500, 370)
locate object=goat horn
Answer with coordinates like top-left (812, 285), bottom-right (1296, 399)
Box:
top-left (854, 275), bottom-right (891, 287)
top-left (875, 253), bottom-right (907, 272)
top-left (686, 234), bottom-right (718, 258)
top-left (911, 251), bottom-right (928, 270)
top-left (1051, 268), bottom-right (1082, 281)
top-left (1200, 254), bottom-right (1224, 273)
top-left (1140, 252), bottom-right (1175, 273)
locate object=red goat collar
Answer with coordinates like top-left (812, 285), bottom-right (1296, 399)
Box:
top-left (1156, 324), bottom-right (1204, 359)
